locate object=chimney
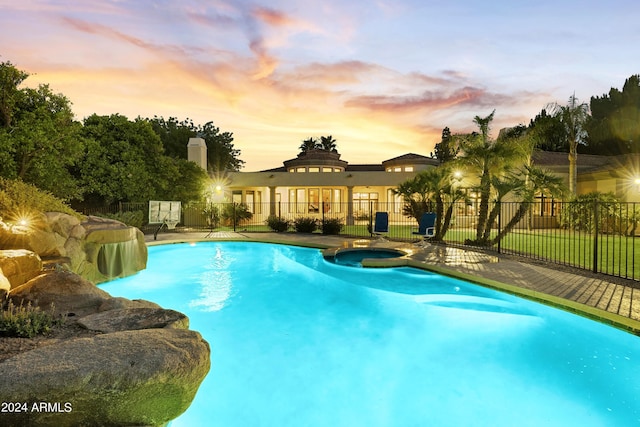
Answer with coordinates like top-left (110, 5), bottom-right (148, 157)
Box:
top-left (187, 137), bottom-right (208, 170)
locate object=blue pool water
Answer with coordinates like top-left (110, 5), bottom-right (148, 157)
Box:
top-left (100, 242), bottom-right (640, 427)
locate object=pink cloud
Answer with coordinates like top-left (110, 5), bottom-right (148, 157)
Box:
top-left (345, 86), bottom-right (492, 112)
top-left (252, 7), bottom-right (298, 27)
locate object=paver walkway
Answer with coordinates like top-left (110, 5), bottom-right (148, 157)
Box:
top-left (148, 231), bottom-right (640, 327)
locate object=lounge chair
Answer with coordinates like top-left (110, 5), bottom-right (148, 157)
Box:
top-left (412, 212), bottom-right (436, 242)
top-left (373, 212), bottom-right (389, 238)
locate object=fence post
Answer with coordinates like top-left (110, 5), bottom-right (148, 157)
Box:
top-left (233, 203), bottom-right (237, 232)
top-left (368, 201), bottom-right (373, 237)
top-left (593, 200), bottom-right (599, 273)
top-left (497, 200), bottom-right (501, 254)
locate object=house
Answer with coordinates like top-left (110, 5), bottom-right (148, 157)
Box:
top-left (222, 149), bottom-right (439, 225)
top-left (531, 151), bottom-right (640, 203)
top-left (187, 137), bottom-right (639, 230)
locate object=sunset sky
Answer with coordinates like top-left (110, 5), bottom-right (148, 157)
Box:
top-left (1, 0), bottom-right (638, 171)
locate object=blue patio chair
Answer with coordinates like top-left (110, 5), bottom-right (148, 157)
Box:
top-left (373, 212), bottom-right (389, 237)
top-left (412, 212), bottom-right (436, 240)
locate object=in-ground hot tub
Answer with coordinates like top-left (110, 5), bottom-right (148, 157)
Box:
top-left (325, 247), bottom-right (407, 267)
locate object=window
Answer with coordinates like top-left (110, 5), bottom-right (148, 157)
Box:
top-left (322, 189), bottom-right (331, 213)
top-left (536, 193), bottom-right (556, 217)
top-left (245, 191), bottom-right (254, 213)
top-left (232, 191), bottom-right (242, 205)
top-left (388, 189), bottom-right (403, 213)
top-left (353, 192), bottom-right (379, 216)
top-left (244, 191), bottom-right (261, 213)
top-left (322, 167), bottom-right (333, 173)
top-left (308, 167), bottom-right (320, 173)
top-left (296, 189), bottom-right (306, 213)
top-left (288, 189), bottom-right (295, 213)
top-left (296, 167), bottom-right (306, 173)
top-left (394, 167), bottom-right (402, 172)
top-left (404, 166), bottom-right (414, 172)
top-left (308, 188), bottom-right (319, 213)
top-left (287, 188), bottom-right (343, 214)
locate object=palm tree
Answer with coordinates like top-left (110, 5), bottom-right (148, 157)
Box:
top-left (488, 165), bottom-right (565, 245)
top-left (393, 166), bottom-right (465, 241)
top-left (456, 111), bottom-right (526, 244)
top-left (299, 137), bottom-right (319, 153)
top-left (548, 94), bottom-right (589, 195)
top-left (455, 111), bottom-right (545, 245)
top-left (319, 135), bottom-right (337, 152)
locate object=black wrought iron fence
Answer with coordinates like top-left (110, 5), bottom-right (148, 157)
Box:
top-left (82, 200), bottom-right (640, 282)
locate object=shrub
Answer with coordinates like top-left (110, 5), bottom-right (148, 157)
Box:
top-left (266, 215), bottom-right (290, 232)
top-left (294, 217), bottom-right (318, 233)
top-left (222, 203), bottom-right (253, 226)
top-left (560, 192), bottom-right (620, 233)
top-left (0, 300), bottom-right (64, 338)
top-left (0, 178), bottom-right (81, 222)
top-left (202, 204), bottom-right (220, 228)
top-left (321, 217), bottom-right (344, 235)
top-left (97, 210), bottom-right (145, 228)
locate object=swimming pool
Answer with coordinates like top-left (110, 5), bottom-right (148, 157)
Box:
top-left (100, 242), bottom-right (640, 426)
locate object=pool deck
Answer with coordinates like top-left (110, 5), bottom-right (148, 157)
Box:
top-left (148, 231), bottom-right (640, 333)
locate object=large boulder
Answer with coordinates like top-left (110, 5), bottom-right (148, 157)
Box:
top-left (0, 267), bottom-right (10, 295)
top-left (98, 297), bottom-right (161, 312)
top-left (0, 328), bottom-right (211, 427)
top-left (2, 269), bottom-right (211, 426)
top-left (0, 249), bottom-right (42, 290)
top-left (10, 270), bottom-right (111, 317)
top-left (78, 307), bottom-right (189, 333)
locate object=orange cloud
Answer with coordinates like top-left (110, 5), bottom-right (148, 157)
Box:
top-left (252, 7), bottom-right (298, 27)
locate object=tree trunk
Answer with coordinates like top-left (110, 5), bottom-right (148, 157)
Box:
top-left (476, 165), bottom-right (491, 241)
top-left (434, 194), bottom-right (444, 238)
top-left (568, 148), bottom-right (577, 196)
top-left (490, 203), bottom-right (531, 246)
top-left (437, 203), bottom-right (455, 241)
top-left (483, 201), bottom-right (501, 242)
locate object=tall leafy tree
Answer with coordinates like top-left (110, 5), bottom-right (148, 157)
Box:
top-left (199, 121), bottom-right (244, 172)
top-left (77, 114), bottom-right (164, 205)
top-left (527, 109), bottom-right (567, 152)
top-left (0, 60), bottom-right (28, 128)
top-left (432, 127), bottom-right (458, 164)
top-left (149, 117), bottom-right (244, 172)
top-left (548, 94), bottom-right (589, 195)
top-left (586, 75), bottom-right (640, 155)
top-left (76, 114), bottom-right (207, 207)
top-left (149, 116), bottom-right (197, 158)
top-left (0, 62), bottom-right (83, 199)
